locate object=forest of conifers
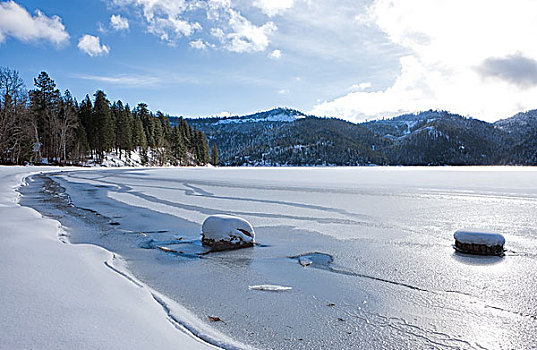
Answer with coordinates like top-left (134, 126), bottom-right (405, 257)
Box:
top-left (0, 66), bottom-right (213, 166)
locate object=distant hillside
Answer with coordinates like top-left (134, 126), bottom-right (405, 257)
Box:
top-left (363, 110), bottom-right (509, 165)
top-left (187, 108), bottom-right (386, 166)
top-left (181, 107), bottom-right (537, 166)
top-left (494, 110), bottom-right (537, 165)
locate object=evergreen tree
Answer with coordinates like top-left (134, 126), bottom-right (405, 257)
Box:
top-left (113, 101), bottom-right (133, 159)
top-left (210, 143), bottom-right (219, 166)
top-left (72, 116), bottom-right (89, 162)
top-left (171, 125), bottom-right (187, 165)
top-left (29, 71), bottom-right (61, 162)
top-left (178, 118), bottom-right (192, 149)
top-left (92, 90), bottom-right (114, 159)
top-left (193, 129), bottom-right (209, 165)
top-left (78, 95), bottom-right (95, 156)
top-left (133, 116), bottom-right (147, 150)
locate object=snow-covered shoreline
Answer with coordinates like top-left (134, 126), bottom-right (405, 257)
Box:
top-left (0, 166), bottom-right (242, 350)
top-left (5, 165), bottom-right (537, 349)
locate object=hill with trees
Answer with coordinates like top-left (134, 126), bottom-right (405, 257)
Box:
top-left (188, 108), bottom-right (536, 166)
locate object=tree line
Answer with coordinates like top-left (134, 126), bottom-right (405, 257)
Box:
top-left (0, 67), bottom-right (217, 166)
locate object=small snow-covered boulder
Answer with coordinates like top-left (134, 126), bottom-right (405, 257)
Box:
top-left (201, 215), bottom-right (255, 251)
top-left (454, 230), bottom-right (505, 256)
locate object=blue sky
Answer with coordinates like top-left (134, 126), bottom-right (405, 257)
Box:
top-left (1, 0), bottom-right (537, 122)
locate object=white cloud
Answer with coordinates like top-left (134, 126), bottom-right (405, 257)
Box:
top-left (313, 0), bottom-right (537, 122)
top-left (110, 14), bottom-right (129, 31)
top-left (148, 17), bottom-right (201, 43)
top-left (110, 0), bottom-right (201, 44)
top-left (0, 1), bottom-right (69, 46)
top-left (74, 73), bottom-right (159, 86)
top-left (278, 88), bottom-right (289, 94)
top-left (97, 22), bottom-right (107, 33)
top-left (109, 0), bottom-right (276, 52)
top-left (268, 49), bottom-right (281, 59)
top-left (349, 82), bottom-right (371, 91)
top-left (216, 9), bottom-right (276, 53)
top-left (77, 35), bottom-right (110, 57)
top-left (189, 38), bottom-right (214, 49)
top-left (253, 0), bottom-right (294, 17)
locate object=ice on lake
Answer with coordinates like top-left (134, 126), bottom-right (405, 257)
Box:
top-left (20, 167), bottom-right (537, 350)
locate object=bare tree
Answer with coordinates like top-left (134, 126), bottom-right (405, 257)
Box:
top-left (0, 67), bottom-right (28, 163)
top-left (55, 91), bottom-right (79, 164)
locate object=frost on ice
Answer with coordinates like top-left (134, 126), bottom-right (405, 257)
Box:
top-left (248, 285), bottom-right (292, 292)
top-left (454, 230), bottom-right (505, 256)
top-left (201, 215), bottom-right (255, 251)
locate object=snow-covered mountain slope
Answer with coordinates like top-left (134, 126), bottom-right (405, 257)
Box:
top-left (214, 108), bottom-right (306, 124)
top-left (181, 108), bottom-right (536, 166)
top-left (495, 110), bottom-right (537, 164)
top-left (494, 109), bottom-right (537, 139)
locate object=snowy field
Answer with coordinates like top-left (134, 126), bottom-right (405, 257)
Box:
top-left (5, 166), bottom-right (537, 349)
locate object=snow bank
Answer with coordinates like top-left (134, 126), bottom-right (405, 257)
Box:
top-left (0, 167), bottom-right (216, 350)
top-left (454, 230), bottom-right (505, 246)
top-left (86, 149), bottom-right (144, 167)
top-left (201, 215), bottom-right (255, 251)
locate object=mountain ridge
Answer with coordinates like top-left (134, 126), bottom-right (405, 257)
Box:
top-left (177, 107), bottom-right (536, 166)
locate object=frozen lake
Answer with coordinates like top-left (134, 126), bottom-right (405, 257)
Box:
top-left (20, 167), bottom-right (537, 349)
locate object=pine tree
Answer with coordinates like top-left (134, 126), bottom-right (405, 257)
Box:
top-left (210, 143), bottom-right (219, 166)
top-left (113, 101), bottom-right (133, 159)
top-left (171, 125), bottom-right (187, 165)
top-left (29, 71), bottom-right (61, 162)
top-left (78, 95), bottom-right (95, 156)
top-left (178, 118), bottom-right (192, 149)
top-left (133, 116), bottom-right (147, 150)
top-left (92, 90), bottom-right (115, 159)
top-left (194, 129), bottom-right (209, 165)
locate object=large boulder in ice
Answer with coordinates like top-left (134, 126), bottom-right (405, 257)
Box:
top-left (201, 215), bottom-right (255, 251)
top-left (454, 230), bottom-right (505, 256)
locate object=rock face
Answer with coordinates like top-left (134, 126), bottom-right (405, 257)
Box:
top-left (201, 215), bottom-right (255, 251)
top-left (454, 230), bottom-right (505, 256)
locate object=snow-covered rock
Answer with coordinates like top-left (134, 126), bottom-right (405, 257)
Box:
top-left (454, 230), bottom-right (505, 256)
top-left (201, 215), bottom-right (255, 251)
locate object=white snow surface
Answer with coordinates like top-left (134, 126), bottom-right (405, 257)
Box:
top-left (454, 230), bottom-right (506, 246)
top-left (215, 113), bottom-right (302, 125)
top-left (12, 166), bottom-right (537, 350)
top-left (202, 214), bottom-right (255, 244)
top-left (0, 166), bottom-right (223, 350)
